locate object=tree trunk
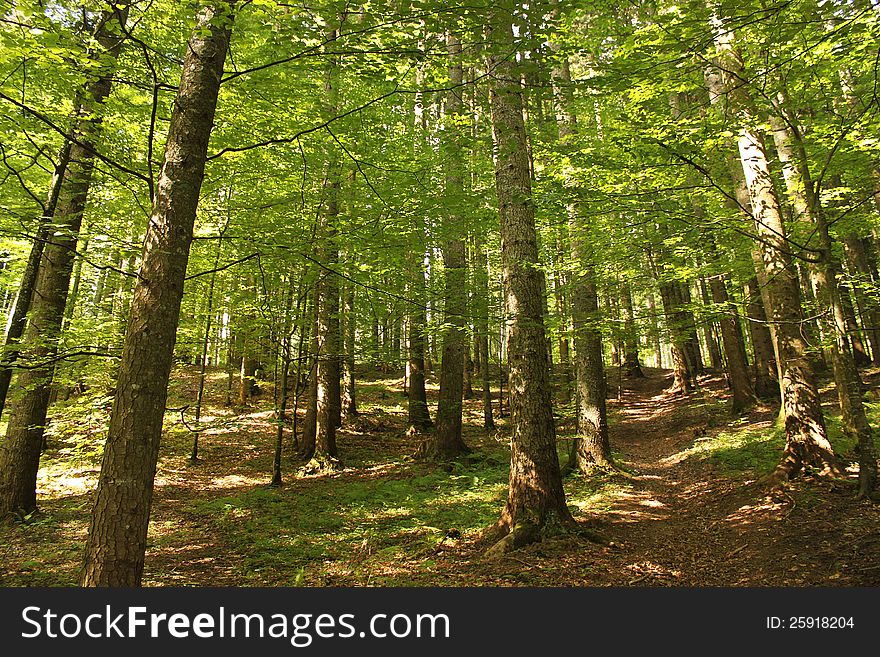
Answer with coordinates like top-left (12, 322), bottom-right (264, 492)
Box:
top-left (842, 233), bottom-right (880, 364)
top-left (658, 281), bottom-right (697, 393)
top-left (621, 282), bottom-right (644, 378)
top-left (549, 49), bottom-right (613, 472)
top-left (475, 236), bottom-right (495, 430)
top-left (699, 277), bottom-right (723, 370)
top-left (486, 5), bottom-right (573, 555)
top-left (769, 104), bottom-right (875, 495)
top-left (239, 354), bottom-right (258, 404)
top-left (419, 31), bottom-right (469, 460)
top-left (79, 2), bottom-right (234, 586)
top-left (0, 143), bottom-right (71, 421)
top-left (710, 19), bottom-right (838, 480)
top-left (645, 292), bottom-right (663, 368)
top-left (0, 3), bottom-right (129, 518)
top-left (341, 281), bottom-right (358, 418)
top-left (708, 274), bottom-right (755, 413)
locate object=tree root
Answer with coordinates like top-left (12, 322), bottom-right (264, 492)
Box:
top-left (413, 437), bottom-right (471, 461)
top-left (297, 452), bottom-right (342, 476)
top-left (483, 519), bottom-right (610, 560)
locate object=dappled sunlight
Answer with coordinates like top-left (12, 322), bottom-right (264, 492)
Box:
top-left (724, 495), bottom-right (789, 529)
top-left (37, 466), bottom-right (98, 499)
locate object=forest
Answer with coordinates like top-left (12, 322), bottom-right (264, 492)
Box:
top-left (0, 0), bottom-right (879, 588)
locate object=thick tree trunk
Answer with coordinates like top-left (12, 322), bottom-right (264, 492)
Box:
top-left (0, 3), bottom-right (129, 518)
top-left (238, 354), bottom-right (258, 404)
top-left (486, 5), bottom-right (573, 555)
top-left (770, 107), bottom-right (875, 495)
top-left (419, 31), bottom-right (469, 460)
top-left (658, 281), bottom-right (697, 393)
top-left (79, 2), bottom-right (234, 586)
top-left (709, 19), bottom-right (838, 480)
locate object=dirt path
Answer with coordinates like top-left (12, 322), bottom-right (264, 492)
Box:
top-left (453, 369), bottom-right (880, 586)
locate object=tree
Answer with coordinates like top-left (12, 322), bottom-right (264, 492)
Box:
top-left (80, 0), bottom-right (235, 586)
top-left (710, 15), bottom-right (839, 480)
top-left (0, 1), bottom-right (130, 518)
top-left (485, 2), bottom-right (574, 556)
top-left (417, 29), bottom-right (469, 459)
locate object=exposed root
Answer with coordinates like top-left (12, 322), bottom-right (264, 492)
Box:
top-left (483, 518), bottom-right (610, 560)
top-left (413, 436), bottom-right (471, 461)
top-left (297, 452), bottom-right (342, 476)
top-left (484, 521), bottom-right (542, 560)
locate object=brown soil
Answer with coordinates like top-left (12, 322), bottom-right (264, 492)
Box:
top-left (431, 368), bottom-right (880, 586)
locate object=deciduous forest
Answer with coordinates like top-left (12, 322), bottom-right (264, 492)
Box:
top-left (1, 0), bottom-right (879, 587)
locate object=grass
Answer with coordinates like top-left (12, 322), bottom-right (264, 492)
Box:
top-left (1, 365), bottom-right (876, 586)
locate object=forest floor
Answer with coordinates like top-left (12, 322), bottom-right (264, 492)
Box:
top-left (2, 364), bottom-right (880, 586)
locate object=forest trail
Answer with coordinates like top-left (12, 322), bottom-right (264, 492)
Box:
top-left (450, 369), bottom-right (880, 587)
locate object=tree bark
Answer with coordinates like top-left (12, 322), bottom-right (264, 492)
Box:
top-left (0, 143), bottom-right (72, 421)
top-left (486, 4), bottom-right (573, 554)
top-left (621, 283), bottom-right (644, 378)
top-left (709, 19), bottom-right (838, 480)
top-left (80, 2), bottom-right (234, 586)
top-left (341, 280), bottom-right (358, 418)
top-left (550, 32), bottom-right (613, 472)
top-left (769, 103), bottom-right (875, 495)
top-left (842, 234), bottom-right (880, 364)
top-left (708, 273), bottom-right (755, 413)
top-left (0, 3), bottom-right (129, 518)
top-left (475, 235), bottom-right (495, 430)
top-left (419, 31), bottom-right (469, 459)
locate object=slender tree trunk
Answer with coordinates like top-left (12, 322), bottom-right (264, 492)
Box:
top-left (475, 235), bottom-right (495, 430)
top-left (621, 283), bottom-right (644, 378)
top-left (406, 33), bottom-right (432, 431)
top-left (486, 5), bottom-right (573, 556)
top-left (708, 273), bottom-right (755, 413)
top-left (552, 247), bottom-right (573, 400)
top-left (0, 3), bottom-right (129, 518)
top-left (699, 277), bottom-right (723, 370)
top-left (842, 234), bottom-right (880, 363)
top-left (645, 292), bottom-right (663, 368)
top-left (341, 280), bottom-right (358, 418)
top-left (549, 39), bottom-right (613, 472)
top-left (769, 104), bottom-right (875, 494)
top-left (80, 2), bottom-right (235, 586)
top-left (419, 31), bottom-right (469, 459)
top-left (191, 234), bottom-right (224, 461)
top-left (305, 20), bottom-right (344, 471)
top-left (272, 282), bottom-right (296, 486)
